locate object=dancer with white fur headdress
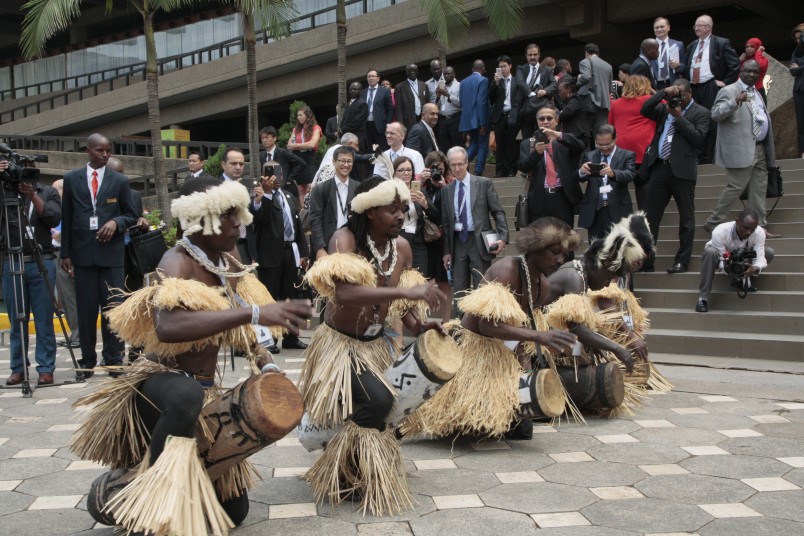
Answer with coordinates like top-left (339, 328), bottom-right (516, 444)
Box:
top-left (71, 177), bottom-right (313, 535)
top-left (298, 176), bottom-right (446, 516)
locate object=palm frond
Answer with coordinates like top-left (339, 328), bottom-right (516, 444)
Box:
top-left (414, 0), bottom-right (470, 49)
top-left (20, 0), bottom-right (84, 59)
top-left (234, 0), bottom-right (297, 40)
top-left (482, 0), bottom-right (523, 40)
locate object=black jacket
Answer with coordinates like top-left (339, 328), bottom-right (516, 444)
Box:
top-left (0, 184), bottom-right (61, 255)
top-left (252, 189), bottom-right (309, 268)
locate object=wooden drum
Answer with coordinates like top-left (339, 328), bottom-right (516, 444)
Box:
top-left (516, 368), bottom-right (565, 420)
top-left (557, 362), bottom-right (624, 411)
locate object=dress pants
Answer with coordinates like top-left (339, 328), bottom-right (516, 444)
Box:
top-left (437, 113), bottom-right (463, 153)
top-left (257, 244), bottom-right (301, 344)
top-left (466, 129), bottom-right (489, 176)
top-left (699, 246), bottom-right (774, 301)
top-left (56, 256), bottom-right (80, 344)
top-left (691, 79), bottom-right (719, 162)
top-left (366, 123), bottom-right (389, 151)
top-left (493, 112), bottom-right (519, 176)
top-left (527, 187), bottom-right (575, 229)
top-left (73, 264), bottom-right (125, 369)
top-left (706, 143), bottom-right (768, 227)
top-left (586, 205), bottom-right (615, 243)
top-left (2, 259), bottom-right (57, 374)
top-left (647, 161), bottom-right (696, 266)
top-left (452, 231), bottom-right (488, 296)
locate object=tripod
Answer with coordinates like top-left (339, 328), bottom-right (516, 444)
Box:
top-left (0, 184), bottom-right (83, 397)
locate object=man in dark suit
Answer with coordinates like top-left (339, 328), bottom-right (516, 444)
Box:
top-left (557, 78), bottom-right (590, 148)
top-left (518, 104), bottom-right (585, 229)
top-left (187, 151), bottom-right (207, 179)
top-left (577, 125), bottom-right (636, 242)
top-left (258, 126), bottom-right (307, 199)
top-left (363, 68), bottom-right (394, 151)
top-left (309, 145), bottom-right (358, 261)
top-left (459, 60), bottom-right (491, 176)
top-left (339, 81), bottom-right (369, 151)
top-left (652, 17), bottom-right (686, 90)
top-left (684, 14), bottom-right (740, 163)
top-left (640, 79), bottom-right (710, 273)
top-left (395, 63), bottom-right (431, 130)
top-left (440, 146), bottom-right (508, 296)
top-left (489, 54), bottom-right (526, 177)
top-left (515, 43), bottom-right (558, 138)
top-left (60, 134), bottom-right (137, 378)
top-left (630, 39), bottom-right (659, 90)
top-left (324, 114), bottom-right (339, 144)
top-left (405, 103), bottom-right (440, 159)
top-left (252, 163), bottom-right (310, 351)
top-left (220, 148), bottom-right (257, 263)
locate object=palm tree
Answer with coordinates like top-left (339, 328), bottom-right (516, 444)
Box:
top-left (415, 0), bottom-right (523, 62)
top-left (336, 0), bottom-right (347, 128)
top-left (20, 0), bottom-right (196, 223)
top-left (227, 0), bottom-right (295, 180)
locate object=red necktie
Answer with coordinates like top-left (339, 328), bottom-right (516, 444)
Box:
top-left (545, 144), bottom-right (558, 188)
top-left (692, 40), bottom-right (704, 84)
top-left (91, 170), bottom-right (99, 200)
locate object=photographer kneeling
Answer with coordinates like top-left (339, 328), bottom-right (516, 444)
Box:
top-left (0, 159), bottom-right (61, 385)
top-left (695, 208), bottom-right (773, 312)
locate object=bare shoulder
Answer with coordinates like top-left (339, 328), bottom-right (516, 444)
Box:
top-left (395, 235), bottom-right (413, 267)
top-left (485, 257), bottom-right (520, 287)
top-left (157, 246), bottom-right (195, 279)
top-left (329, 227), bottom-right (356, 253)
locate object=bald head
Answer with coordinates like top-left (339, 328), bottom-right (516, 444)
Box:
top-left (107, 157), bottom-right (124, 174)
top-left (52, 179), bottom-right (63, 198)
top-left (641, 38), bottom-right (659, 60)
top-left (472, 59), bottom-right (485, 73)
top-left (86, 133), bottom-right (111, 169)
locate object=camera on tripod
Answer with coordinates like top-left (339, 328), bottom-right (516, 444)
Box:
top-left (0, 143), bottom-right (48, 189)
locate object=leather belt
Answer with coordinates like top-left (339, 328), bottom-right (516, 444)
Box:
top-left (601, 201), bottom-right (609, 207)
top-left (660, 159), bottom-right (672, 165)
top-left (22, 253), bottom-right (56, 262)
top-left (440, 112), bottom-right (460, 120)
top-left (544, 187), bottom-right (562, 194)
top-left (284, 241), bottom-right (294, 248)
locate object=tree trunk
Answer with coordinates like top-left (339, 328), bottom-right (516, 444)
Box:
top-left (336, 0), bottom-right (347, 128)
top-left (243, 13), bottom-right (260, 181)
top-left (143, 7), bottom-right (170, 223)
top-left (438, 43), bottom-right (447, 70)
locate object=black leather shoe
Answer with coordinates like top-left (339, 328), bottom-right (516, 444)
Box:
top-left (695, 299), bottom-right (708, 313)
top-left (77, 370), bottom-right (94, 380)
top-left (667, 263), bottom-right (688, 274)
top-left (266, 344), bottom-right (280, 354)
top-left (283, 339), bottom-right (309, 350)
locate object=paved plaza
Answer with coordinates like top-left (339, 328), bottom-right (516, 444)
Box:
top-left (1, 335), bottom-right (803, 536)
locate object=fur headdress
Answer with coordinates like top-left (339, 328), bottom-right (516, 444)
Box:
top-left (516, 217), bottom-right (582, 255)
top-left (350, 178), bottom-right (411, 214)
top-left (171, 180), bottom-right (253, 236)
top-left (590, 213), bottom-right (651, 272)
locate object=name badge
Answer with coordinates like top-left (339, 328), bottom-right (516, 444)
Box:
top-left (363, 323), bottom-right (383, 338)
top-left (252, 324), bottom-right (275, 347)
top-left (106, 197), bottom-right (117, 203)
top-left (658, 61), bottom-right (665, 68)
top-left (665, 134), bottom-right (673, 144)
top-left (623, 314), bottom-right (634, 330)
top-left (692, 61), bottom-right (701, 68)
top-left (454, 222), bottom-right (464, 232)
top-left (600, 184), bottom-right (613, 195)
top-left (89, 216), bottom-right (99, 230)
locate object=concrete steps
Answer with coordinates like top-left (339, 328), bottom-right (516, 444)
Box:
top-left (492, 158), bottom-right (804, 364)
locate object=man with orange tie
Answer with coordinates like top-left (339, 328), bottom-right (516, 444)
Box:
top-left (518, 104), bottom-right (585, 229)
top-left (60, 134), bottom-right (137, 379)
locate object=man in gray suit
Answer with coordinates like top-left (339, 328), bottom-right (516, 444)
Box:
top-left (704, 60), bottom-right (777, 235)
top-left (441, 146), bottom-right (509, 297)
top-left (577, 43), bottom-right (613, 141)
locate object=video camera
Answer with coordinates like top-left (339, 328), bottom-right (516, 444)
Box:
top-left (0, 143), bottom-right (48, 188)
top-left (723, 248), bottom-right (758, 299)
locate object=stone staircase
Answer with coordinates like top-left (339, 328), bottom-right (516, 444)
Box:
top-left (492, 158), bottom-right (804, 365)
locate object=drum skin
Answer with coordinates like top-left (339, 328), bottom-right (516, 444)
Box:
top-left (557, 362), bottom-right (625, 410)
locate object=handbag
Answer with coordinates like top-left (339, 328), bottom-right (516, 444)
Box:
top-left (421, 209), bottom-right (442, 243)
top-left (126, 228), bottom-right (168, 275)
top-left (514, 177), bottom-right (530, 231)
top-left (739, 165), bottom-right (784, 217)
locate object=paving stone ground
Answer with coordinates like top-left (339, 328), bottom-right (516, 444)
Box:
top-left (0, 332), bottom-right (802, 536)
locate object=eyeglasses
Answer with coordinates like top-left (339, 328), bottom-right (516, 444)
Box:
top-left (693, 24), bottom-right (711, 29)
top-left (396, 168), bottom-right (413, 174)
top-left (449, 161), bottom-right (468, 169)
top-left (595, 142), bottom-right (615, 149)
top-left (537, 116), bottom-right (556, 122)
top-left (335, 159), bottom-right (354, 165)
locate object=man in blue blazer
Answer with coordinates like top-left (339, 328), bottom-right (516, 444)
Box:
top-left (459, 60), bottom-right (491, 176)
top-left (651, 17), bottom-right (686, 90)
top-left (61, 134), bottom-right (137, 378)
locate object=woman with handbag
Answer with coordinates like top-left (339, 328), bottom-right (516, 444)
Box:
top-left (393, 157), bottom-right (441, 279)
top-left (422, 151), bottom-right (452, 320)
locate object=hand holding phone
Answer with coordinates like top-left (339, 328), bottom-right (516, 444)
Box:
top-left (411, 180), bottom-right (421, 193)
top-left (588, 163), bottom-right (605, 174)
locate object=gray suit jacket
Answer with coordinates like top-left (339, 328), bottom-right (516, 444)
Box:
top-left (577, 55), bottom-right (613, 110)
top-left (440, 175), bottom-right (509, 263)
top-left (711, 82), bottom-right (775, 169)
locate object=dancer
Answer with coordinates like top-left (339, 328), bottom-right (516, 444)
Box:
top-left (405, 217), bottom-right (579, 440)
top-left (71, 177), bottom-right (312, 535)
top-left (299, 177), bottom-right (444, 516)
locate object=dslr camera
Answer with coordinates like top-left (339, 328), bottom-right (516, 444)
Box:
top-left (0, 143), bottom-right (48, 190)
top-left (667, 95), bottom-right (683, 109)
top-left (430, 166), bottom-right (442, 182)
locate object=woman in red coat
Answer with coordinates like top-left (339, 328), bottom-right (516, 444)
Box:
top-left (608, 75), bottom-right (656, 210)
top-left (740, 37), bottom-right (769, 103)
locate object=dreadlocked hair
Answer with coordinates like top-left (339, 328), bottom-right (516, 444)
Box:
top-left (345, 175), bottom-right (387, 255)
top-left (516, 216), bottom-right (582, 255)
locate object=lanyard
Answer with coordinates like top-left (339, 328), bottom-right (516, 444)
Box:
top-left (336, 183), bottom-right (349, 217)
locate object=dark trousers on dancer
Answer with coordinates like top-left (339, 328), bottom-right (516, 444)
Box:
top-left (136, 372), bottom-right (250, 525)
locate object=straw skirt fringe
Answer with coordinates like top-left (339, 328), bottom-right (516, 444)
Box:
top-left (303, 421), bottom-right (413, 516)
top-left (297, 323), bottom-right (395, 426)
top-left (402, 324), bottom-right (521, 438)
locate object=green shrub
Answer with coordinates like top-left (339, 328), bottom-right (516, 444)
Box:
top-left (204, 143), bottom-right (228, 177)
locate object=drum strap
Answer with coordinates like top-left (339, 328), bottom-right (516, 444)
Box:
top-left (517, 256), bottom-right (547, 370)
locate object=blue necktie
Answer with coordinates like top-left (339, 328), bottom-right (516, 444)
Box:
top-left (278, 193), bottom-right (294, 241)
top-left (458, 181), bottom-right (469, 242)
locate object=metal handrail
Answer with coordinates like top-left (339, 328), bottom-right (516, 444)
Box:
top-left (0, 0), bottom-right (396, 122)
